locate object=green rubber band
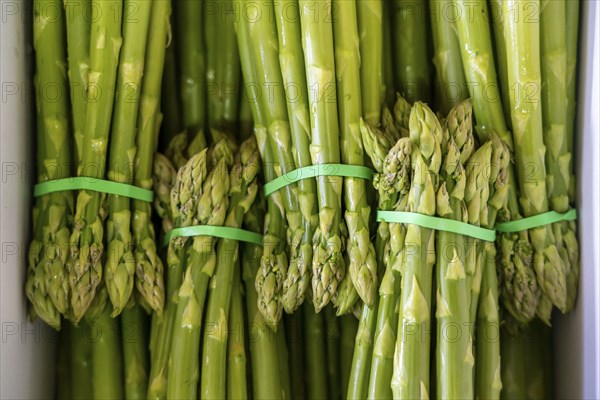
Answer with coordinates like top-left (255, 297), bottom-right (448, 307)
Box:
top-left (495, 209), bottom-right (577, 233)
top-left (34, 177), bottom-right (153, 202)
top-left (161, 225), bottom-right (263, 248)
top-left (376, 211), bottom-right (497, 242)
top-left (263, 164), bottom-right (374, 196)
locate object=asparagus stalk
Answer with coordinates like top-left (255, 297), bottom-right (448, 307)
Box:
top-left (500, 320), bottom-right (528, 399)
top-left (273, 0), bottom-right (319, 313)
top-left (26, 0), bottom-right (73, 326)
top-left (70, 321), bottom-right (93, 399)
top-left (489, 0), bottom-right (512, 127)
top-left (174, 0), bottom-right (207, 150)
top-left (299, 0), bottom-right (344, 311)
top-left (56, 321), bottom-right (71, 399)
top-left (357, 0), bottom-right (383, 125)
top-left (304, 301), bottom-right (328, 399)
top-left (200, 139), bottom-right (260, 399)
top-left (333, 0), bottom-right (378, 308)
top-left (69, 0), bottom-right (123, 321)
top-left (237, 87), bottom-right (253, 140)
top-left (382, 0), bottom-right (395, 106)
top-left (91, 307), bottom-right (124, 399)
top-left (540, 0), bottom-right (580, 312)
top-left (566, 0), bottom-right (580, 200)
top-left (122, 304), bottom-right (149, 400)
top-left (324, 304), bottom-right (341, 399)
top-left (159, 33), bottom-right (182, 150)
top-left (391, 102), bottom-right (442, 399)
top-left (132, 0), bottom-right (171, 314)
top-left (429, 0), bottom-right (468, 114)
top-left (227, 262), bottom-right (248, 400)
top-left (26, 79), bottom-right (61, 328)
top-left (391, 0), bottom-right (432, 103)
top-left (435, 100), bottom-right (477, 400)
top-left (147, 151), bottom-right (208, 399)
top-left (235, 4), bottom-right (289, 326)
top-left (502, 0), bottom-right (568, 312)
top-left (276, 322), bottom-right (292, 400)
top-left (340, 314), bottom-right (358, 397)
top-left (63, 0), bottom-right (90, 168)
top-left (242, 200), bottom-right (285, 400)
top-left (367, 137), bottom-right (412, 400)
top-left (166, 149), bottom-right (231, 399)
top-left (105, 0), bottom-right (152, 315)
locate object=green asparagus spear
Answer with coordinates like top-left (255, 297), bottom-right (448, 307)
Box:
top-left (243, 200), bottom-right (285, 400)
top-left (566, 0), bottom-right (579, 201)
top-left (69, 0), bottom-right (123, 321)
top-left (304, 301), bottom-right (329, 399)
top-left (391, 0), bottom-right (432, 103)
top-left (391, 102), bottom-right (442, 400)
top-left (502, 0), bottom-right (567, 312)
top-left (429, 0), bottom-right (468, 114)
top-left (299, 0), bottom-right (344, 311)
top-left (27, 0), bottom-right (74, 326)
top-left (174, 0), bottom-right (207, 150)
top-left (333, 0), bottom-right (378, 308)
top-left (234, 2), bottom-right (289, 326)
top-left (159, 33), bottom-right (182, 150)
top-left (227, 263), bottom-right (248, 400)
top-left (147, 151), bottom-right (208, 399)
top-left (357, 0), bottom-right (383, 125)
top-left (273, 0), bottom-right (319, 314)
top-left (122, 304), bottom-right (149, 400)
top-left (64, 0), bottom-right (90, 168)
top-left (132, 0), bottom-right (170, 314)
top-left (105, 0), bottom-right (152, 315)
top-left (56, 321), bottom-right (71, 400)
top-left (489, 0), bottom-right (512, 127)
top-left (340, 314), bottom-right (358, 397)
top-left (324, 304), bottom-right (341, 399)
top-left (277, 322), bottom-right (292, 400)
top-left (540, 0), bottom-right (580, 313)
top-left (166, 150), bottom-right (231, 399)
top-left (91, 307), bottom-right (124, 399)
top-left (70, 321), bottom-right (93, 399)
top-left (200, 139), bottom-right (260, 399)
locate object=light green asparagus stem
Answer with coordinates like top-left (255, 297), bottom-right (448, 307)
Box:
top-left (435, 100), bottom-right (477, 400)
top-left (502, 0), bottom-right (567, 312)
top-left (70, 321), bottom-right (93, 399)
top-left (64, 0), bottom-right (90, 168)
top-left (92, 307), bottom-right (124, 399)
top-left (122, 304), bottom-right (149, 400)
top-left (174, 0), bottom-right (206, 150)
top-left (56, 321), bottom-right (71, 400)
top-left (166, 150), bottom-right (230, 399)
top-left (333, 0), bottom-right (378, 308)
top-left (489, 0), bottom-right (512, 127)
top-left (476, 243), bottom-right (503, 400)
top-left (235, 5), bottom-right (289, 326)
top-left (299, 0), bottom-right (344, 311)
top-left (147, 150), bottom-right (207, 399)
top-left (200, 139), bottom-right (259, 400)
top-left (324, 304), bottom-right (341, 399)
top-left (566, 0), bottom-right (579, 201)
top-left (247, 0), bottom-right (306, 319)
top-left (69, 0), bottom-right (123, 321)
top-left (340, 314), bottom-right (358, 397)
top-left (391, 0), bottom-right (432, 103)
top-left (159, 35), bottom-right (181, 150)
top-left (26, 0), bottom-right (73, 326)
top-left (243, 201), bottom-right (285, 400)
top-left (382, 0), bottom-right (395, 106)
top-left (540, 0), bottom-right (580, 313)
top-left (273, 0), bottom-right (319, 314)
top-left (357, 0), bottom-right (383, 125)
top-left (227, 263), bottom-right (248, 400)
top-left (500, 320), bottom-right (528, 399)
top-left (429, 0), bottom-right (468, 114)
top-left (132, 0), bottom-right (170, 314)
top-left (276, 322), bottom-right (292, 400)
top-left (105, 0), bottom-right (152, 315)
top-left (304, 301), bottom-right (328, 399)
top-left (392, 102), bottom-right (442, 400)
top-left (367, 138), bottom-right (412, 400)
top-left (237, 86), bottom-right (253, 140)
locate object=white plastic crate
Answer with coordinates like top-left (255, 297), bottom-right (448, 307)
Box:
top-left (1, 1), bottom-right (598, 398)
